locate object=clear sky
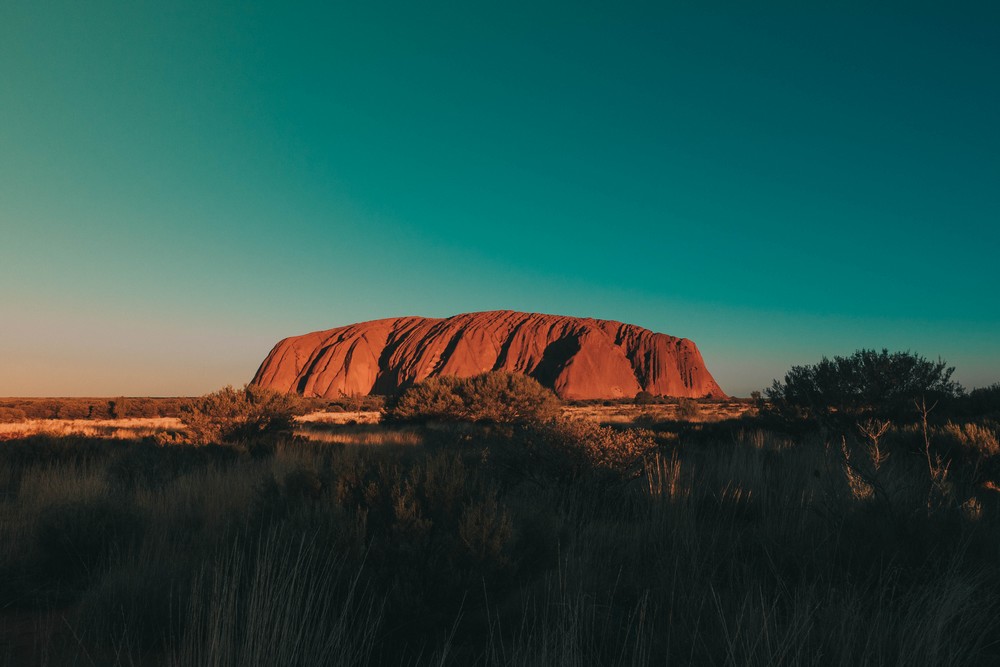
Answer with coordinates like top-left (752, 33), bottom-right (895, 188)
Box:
top-left (1, 1), bottom-right (998, 397)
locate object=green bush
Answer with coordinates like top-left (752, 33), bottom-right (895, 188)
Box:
top-left (392, 372), bottom-right (561, 424)
top-left (181, 385), bottom-right (300, 445)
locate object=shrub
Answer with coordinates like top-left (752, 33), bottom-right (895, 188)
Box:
top-left (547, 419), bottom-right (658, 476)
top-left (494, 420), bottom-right (658, 483)
top-left (676, 397), bottom-right (700, 420)
top-left (392, 372), bottom-right (561, 424)
top-left (181, 385), bottom-right (300, 445)
top-left (766, 349), bottom-right (962, 420)
top-left (392, 377), bottom-right (466, 422)
top-left (0, 407), bottom-right (26, 423)
top-left (966, 384), bottom-right (1000, 417)
top-left (458, 491), bottom-right (513, 567)
top-left (108, 397), bottom-right (130, 419)
top-left (634, 391), bottom-right (656, 405)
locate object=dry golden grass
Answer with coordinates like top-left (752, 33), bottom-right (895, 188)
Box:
top-left (294, 411), bottom-right (422, 444)
top-left (295, 410), bottom-right (383, 425)
top-left (942, 421), bottom-right (1000, 456)
top-left (0, 417), bottom-right (186, 441)
top-left (294, 423), bottom-right (424, 446)
top-left (0, 402), bottom-right (750, 444)
top-left (562, 401), bottom-right (752, 425)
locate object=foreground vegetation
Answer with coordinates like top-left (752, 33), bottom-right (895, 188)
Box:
top-left (1, 368), bottom-right (999, 665)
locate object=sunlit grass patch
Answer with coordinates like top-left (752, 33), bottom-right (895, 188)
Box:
top-left (562, 401), bottom-right (753, 426)
top-left (294, 422), bottom-right (423, 446)
top-left (0, 417), bottom-right (185, 441)
top-left (296, 410), bottom-right (384, 425)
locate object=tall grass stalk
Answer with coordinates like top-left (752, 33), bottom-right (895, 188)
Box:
top-left (168, 528), bottom-right (383, 667)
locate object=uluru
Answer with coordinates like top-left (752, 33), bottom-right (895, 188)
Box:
top-left (251, 311), bottom-right (726, 400)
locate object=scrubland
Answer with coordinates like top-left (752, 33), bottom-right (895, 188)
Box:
top-left (0, 418), bottom-right (186, 442)
top-left (1, 380), bottom-right (999, 666)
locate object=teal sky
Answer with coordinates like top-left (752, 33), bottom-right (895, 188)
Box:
top-left (2, 1), bottom-right (998, 397)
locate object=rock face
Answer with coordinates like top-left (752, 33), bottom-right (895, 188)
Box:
top-left (250, 311), bottom-right (726, 400)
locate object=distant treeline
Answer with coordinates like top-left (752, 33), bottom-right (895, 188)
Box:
top-left (0, 392), bottom-right (756, 423)
top-left (0, 397), bottom-right (191, 422)
top-left (0, 393), bottom-right (387, 423)
top-left (3, 385), bottom-right (997, 424)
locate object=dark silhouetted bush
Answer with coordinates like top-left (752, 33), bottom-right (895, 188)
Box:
top-left (490, 420), bottom-right (658, 485)
top-left (108, 397), bottom-right (130, 419)
top-left (634, 390), bottom-right (656, 405)
top-left (458, 491), bottom-right (513, 567)
top-left (766, 349), bottom-right (962, 420)
top-left (966, 384), bottom-right (1000, 417)
top-left (542, 419), bottom-right (658, 478)
top-left (676, 397), bottom-right (700, 420)
top-left (181, 385), bottom-right (301, 444)
top-left (392, 372), bottom-right (561, 424)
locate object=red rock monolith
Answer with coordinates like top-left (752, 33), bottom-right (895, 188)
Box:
top-left (250, 311), bottom-right (726, 400)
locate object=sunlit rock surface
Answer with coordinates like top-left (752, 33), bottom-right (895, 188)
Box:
top-left (251, 311), bottom-right (726, 400)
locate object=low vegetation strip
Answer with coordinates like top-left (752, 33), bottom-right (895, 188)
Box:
top-left (0, 417), bottom-right (186, 441)
top-left (0, 363), bottom-right (998, 665)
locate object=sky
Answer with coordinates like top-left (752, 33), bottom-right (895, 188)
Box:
top-left (1, 1), bottom-right (998, 397)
